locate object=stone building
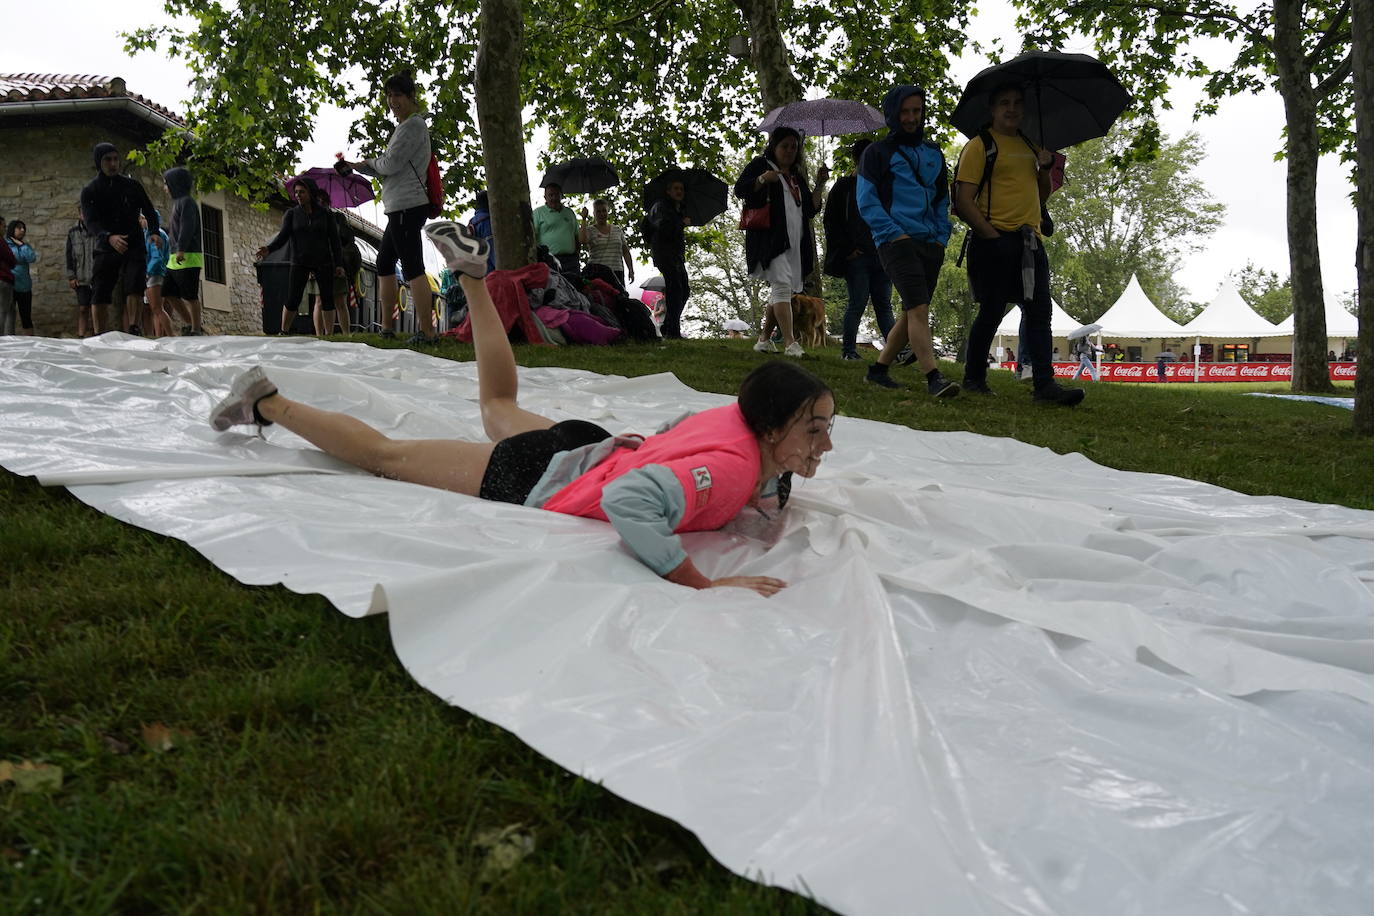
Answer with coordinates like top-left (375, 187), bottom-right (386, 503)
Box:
top-left (0, 73), bottom-right (385, 337)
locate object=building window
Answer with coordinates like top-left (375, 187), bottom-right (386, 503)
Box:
top-left (202, 204), bottom-right (226, 285)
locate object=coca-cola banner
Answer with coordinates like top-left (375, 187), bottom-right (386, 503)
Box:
top-left (1003, 362), bottom-right (1357, 382)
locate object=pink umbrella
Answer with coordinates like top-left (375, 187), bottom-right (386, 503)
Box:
top-left (289, 167), bottom-right (375, 209)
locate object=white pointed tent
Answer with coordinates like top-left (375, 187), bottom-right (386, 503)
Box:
top-left (1092, 274), bottom-right (1187, 339)
top-left (1183, 281), bottom-right (1290, 338)
top-left (1264, 299), bottom-right (1360, 361)
top-left (990, 299), bottom-right (1084, 361)
top-left (1273, 299), bottom-right (1359, 337)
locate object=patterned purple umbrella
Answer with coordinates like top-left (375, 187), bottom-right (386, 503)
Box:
top-left (757, 98), bottom-right (886, 136)
top-left (290, 167), bottom-right (376, 209)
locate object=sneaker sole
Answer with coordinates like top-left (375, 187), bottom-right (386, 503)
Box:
top-left (425, 221), bottom-right (489, 277)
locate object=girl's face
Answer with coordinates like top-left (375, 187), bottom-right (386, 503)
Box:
top-left (11, 223), bottom-right (25, 241)
top-left (773, 136), bottom-right (799, 168)
top-left (293, 184), bottom-right (312, 206)
top-left (768, 392), bottom-right (836, 478)
top-left (385, 89), bottom-right (414, 120)
top-left (594, 201), bottom-right (609, 222)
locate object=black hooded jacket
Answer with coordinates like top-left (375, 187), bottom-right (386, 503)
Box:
top-left (733, 156), bottom-right (818, 279)
top-left (80, 143), bottom-right (158, 254)
top-left (163, 167), bottom-right (202, 255)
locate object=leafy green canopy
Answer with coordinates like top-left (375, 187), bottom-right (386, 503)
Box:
top-left (127, 0), bottom-right (971, 209)
top-left (1040, 125), bottom-right (1225, 323)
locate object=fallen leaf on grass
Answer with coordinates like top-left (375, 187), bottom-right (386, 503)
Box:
top-left (0, 760), bottom-right (64, 793)
top-left (102, 734), bottom-right (132, 755)
top-left (472, 824), bottom-right (535, 882)
top-left (141, 723), bottom-right (193, 753)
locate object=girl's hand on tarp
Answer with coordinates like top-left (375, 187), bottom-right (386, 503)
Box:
top-left (711, 576), bottom-right (787, 597)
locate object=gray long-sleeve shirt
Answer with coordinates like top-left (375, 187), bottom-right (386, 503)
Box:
top-left (354, 114), bottom-right (431, 214)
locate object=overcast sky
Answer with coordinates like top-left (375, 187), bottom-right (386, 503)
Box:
top-left (12, 0), bottom-right (1358, 306)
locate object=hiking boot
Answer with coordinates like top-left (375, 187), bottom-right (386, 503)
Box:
top-left (209, 367), bottom-right (278, 431)
top-left (753, 339), bottom-right (777, 353)
top-left (1032, 382), bottom-right (1086, 407)
top-left (407, 332), bottom-right (438, 347)
top-left (865, 364), bottom-right (904, 389)
top-left (927, 371), bottom-right (960, 398)
top-left (783, 340), bottom-right (805, 357)
top-left (180, 324), bottom-right (193, 336)
top-left (841, 350), bottom-right (863, 361)
top-left (425, 220), bottom-right (489, 278)
top-left (962, 379), bottom-right (996, 395)
top-left (127, 324), bottom-right (143, 337)
top-left (895, 346), bottom-right (917, 367)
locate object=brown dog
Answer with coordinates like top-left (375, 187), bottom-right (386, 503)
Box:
top-left (790, 294), bottom-right (828, 349)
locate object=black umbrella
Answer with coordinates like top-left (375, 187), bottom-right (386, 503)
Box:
top-left (951, 51), bottom-right (1131, 150)
top-left (642, 168), bottom-right (729, 227)
top-left (539, 156), bottom-right (620, 194)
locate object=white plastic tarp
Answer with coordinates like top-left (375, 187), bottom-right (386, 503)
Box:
top-left (2, 334), bottom-right (1373, 915)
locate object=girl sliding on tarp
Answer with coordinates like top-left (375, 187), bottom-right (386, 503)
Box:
top-left (210, 221), bottom-right (836, 596)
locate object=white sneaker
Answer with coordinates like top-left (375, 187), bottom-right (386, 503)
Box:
top-left (753, 339), bottom-right (777, 353)
top-left (1020, 366), bottom-right (1034, 381)
top-left (209, 366), bottom-right (278, 431)
top-left (783, 341), bottom-right (805, 357)
top-left (424, 221), bottom-right (489, 278)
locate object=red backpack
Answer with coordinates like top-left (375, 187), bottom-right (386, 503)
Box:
top-left (423, 154), bottom-right (443, 218)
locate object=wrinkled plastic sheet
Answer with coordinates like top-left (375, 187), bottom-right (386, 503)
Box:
top-left (2, 334), bottom-right (1373, 915)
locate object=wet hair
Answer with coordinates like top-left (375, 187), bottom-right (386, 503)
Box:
top-left (737, 361), bottom-right (834, 509)
top-left (290, 176), bottom-right (322, 204)
top-left (6, 219), bottom-right (25, 240)
top-left (763, 126), bottom-right (805, 171)
top-left (987, 81), bottom-right (1024, 109)
top-left (383, 71), bottom-right (417, 99)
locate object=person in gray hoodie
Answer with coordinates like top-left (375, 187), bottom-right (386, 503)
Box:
top-left (162, 166), bottom-right (205, 335)
top-left (339, 71), bottom-right (435, 345)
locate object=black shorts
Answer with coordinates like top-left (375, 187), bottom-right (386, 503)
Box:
top-left (877, 237), bottom-right (945, 310)
top-left (479, 420), bottom-right (612, 505)
top-left (376, 204), bottom-right (429, 282)
top-left (75, 285), bottom-right (94, 309)
top-left (163, 266), bottom-right (201, 300)
top-left (92, 249), bottom-right (145, 304)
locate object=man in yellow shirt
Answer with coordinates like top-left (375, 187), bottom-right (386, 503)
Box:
top-left (954, 84), bottom-right (1084, 406)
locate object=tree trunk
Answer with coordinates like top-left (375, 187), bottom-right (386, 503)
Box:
top-left (1274, 0), bottom-right (1334, 391)
top-left (733, 0), bottom-right (804, 111)
top-left (1353, 0), bottom-right (1374, 433)
top-left (475, 0), bottom-right (536, 269)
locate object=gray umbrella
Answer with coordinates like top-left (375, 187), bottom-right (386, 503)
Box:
top-left (757, 98), bottom-right (886, 136)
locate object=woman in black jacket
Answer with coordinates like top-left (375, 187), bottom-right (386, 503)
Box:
top-left (257, 178), bottom-right (345, 337)
top-left (733, 127), bottom-right (829, 357)
top-left (646, 177), bottom-right (691, 339)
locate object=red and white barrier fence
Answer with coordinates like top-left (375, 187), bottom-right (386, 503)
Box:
top-left (1000, 362), bottom-right (1357, 382)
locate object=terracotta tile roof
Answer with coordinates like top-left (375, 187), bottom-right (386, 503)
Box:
top-left (0, 73), bottom-right (185, 125)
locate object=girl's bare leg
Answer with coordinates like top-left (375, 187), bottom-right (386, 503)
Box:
top-left (255, 394), bottom-right (495, 496)
top-left (378, 273), bottom-right (398, 333)
top-left (459, 272), bottom-right (554, 441)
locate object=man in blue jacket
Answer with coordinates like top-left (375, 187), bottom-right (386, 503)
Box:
top-left (856, 85), bottom-right (958, 397)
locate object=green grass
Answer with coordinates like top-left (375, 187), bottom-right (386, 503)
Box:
top-left (4, 337), bottom-right (1372, 914)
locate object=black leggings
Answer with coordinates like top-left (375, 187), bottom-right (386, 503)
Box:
top-left (286, 262), bottom-right (337, 311)
top-left (14, 290), bottom-right (33, 329)
top-left (376, 204), bottom-right (429, 282)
